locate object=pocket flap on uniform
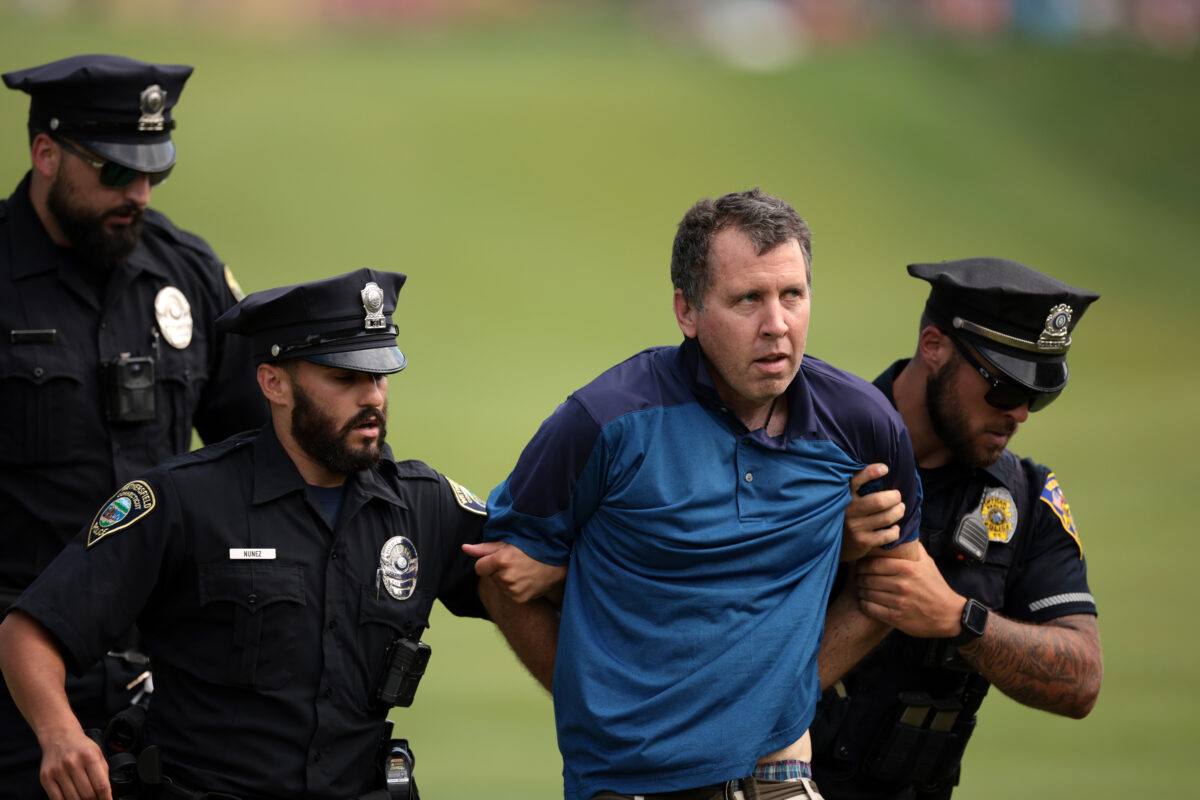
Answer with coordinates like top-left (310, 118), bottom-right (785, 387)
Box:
top-left (198, 562), bottom-right (307, 613)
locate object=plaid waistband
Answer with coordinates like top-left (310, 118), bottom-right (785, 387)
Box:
top-left (750, 759), bottom-right (813, 781)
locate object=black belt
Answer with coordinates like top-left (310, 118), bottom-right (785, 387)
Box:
top-left (157, 776), bottom-right (244, 800)
top-left (632, 784), bottom-right (727, 800)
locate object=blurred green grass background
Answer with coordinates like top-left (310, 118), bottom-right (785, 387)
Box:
top-left (1, 4), bottom-right (1197, 798)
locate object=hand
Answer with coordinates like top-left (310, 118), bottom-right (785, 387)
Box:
top-left (463, 541), bottom-right (567, 604)
top-left (841, 463), bottom-right (905, 562)
top-left (854, 542), bottom-right (965, 639)
top-left (38, 727), bottom-right (112, 800)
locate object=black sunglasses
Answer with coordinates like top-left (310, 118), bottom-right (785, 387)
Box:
top-left (55, 137), bottom-right (173, 188)
top-left (948, 334), bottom-right (1060, 412)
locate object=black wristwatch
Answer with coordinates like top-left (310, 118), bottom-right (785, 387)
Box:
top-left (950, 599), bottom-right (989, 646)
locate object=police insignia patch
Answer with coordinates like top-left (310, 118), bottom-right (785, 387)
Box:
top-left (980, 487), bottom-right (1017, 543)
top-left (378, 536), bottom-right (419, 600)
top-left (1040, 472), bottom-right (1083, 557)
top-left (154, 286), bottom-right (193, 349)
top-left (447, 477), bottom-right (487, 516)
top-left (87, 481), bottom-right (156, 548)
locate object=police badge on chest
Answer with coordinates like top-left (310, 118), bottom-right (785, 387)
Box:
top-left (377, 536), bottom-right (418, 600)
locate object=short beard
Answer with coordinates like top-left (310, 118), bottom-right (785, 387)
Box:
top-left (46, 168), bottom-right (143, 269)
top-left (291, 380), bottom-right (386, 477)
top-left (926, 359), bottom-right (1011, 469)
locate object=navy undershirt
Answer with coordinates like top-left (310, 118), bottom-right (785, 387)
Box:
top-left (308, 484), bottom-right (346, 529)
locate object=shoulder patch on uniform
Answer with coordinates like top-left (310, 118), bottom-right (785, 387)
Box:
top-left (223, 265), bottom-right (245, 301)
top-left (446, 477), bottom-right (487, 516)
top-left (87, 481), bottom-right (156, 548)
top-left (1039, 472), bottom-right (1082, 558)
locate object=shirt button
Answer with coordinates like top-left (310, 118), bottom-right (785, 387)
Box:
top-left (328, 620), bottom-right (337, 630)
top-left (745, 472), bottom-right (754, 482)
top-left (247, 594), bottom-right (258, 605)
top-left (313, 752), bottom-right (322, 763)
top-left (33, 367), bottom-right (43, 378)
top-left (322, 687), bottom-right (333, 699)
top-left (330, 551), bottom-right (338, 560)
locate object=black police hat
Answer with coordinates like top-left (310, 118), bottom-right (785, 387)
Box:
top-left (216, 269), bottom-right (409, 374)
top-left (910, 257), bottom-right (1100, 394)
top-left (2, 54), bottom-right (192, 173)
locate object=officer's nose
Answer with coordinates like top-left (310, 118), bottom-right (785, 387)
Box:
top-left (1005, 401), bottom-right (1031, 423)
top-left (122, 173), bottom-right (152, 209)
top-left (361, 373), bottom-right (388, 406)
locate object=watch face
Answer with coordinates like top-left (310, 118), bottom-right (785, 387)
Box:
top-left (963, 600), bottom-right (989, 636)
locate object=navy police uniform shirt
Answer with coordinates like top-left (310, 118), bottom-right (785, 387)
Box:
top-left (0, 174), bottom-right (267, 597)
top-left (810, 360), bottom-right (1096, 799)
top-left (13, 423), bottom-right (489, 800)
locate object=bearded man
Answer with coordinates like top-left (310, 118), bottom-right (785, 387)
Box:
top-left (0, 54), bottom-right (267, 799)
top-left (0, 269), bottom-right (557, 800)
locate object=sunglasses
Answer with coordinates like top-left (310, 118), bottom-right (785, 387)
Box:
top-left (55, 137), bottom-right (172, 188)
top-left (948, 334), bottom-right (1060, 412)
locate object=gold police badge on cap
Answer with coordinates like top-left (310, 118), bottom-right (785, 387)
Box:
top-left (377, 535), bottom-right (418, 601)
top-left (155, 286), bottom-right (193, 349)
top-left (361, 281), bottom-right (386, 330)
top-left (979, 486), bottom-right (1018, 543)
top-left (138, 84), bottom-right (167, 131)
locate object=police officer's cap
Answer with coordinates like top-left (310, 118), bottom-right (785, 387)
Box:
top-left (910, 257), bottom-right (1100, 394)
top-left (216, 269), bottom-right (408, 374)
top-left (2, 54), bottom-right (192, 174)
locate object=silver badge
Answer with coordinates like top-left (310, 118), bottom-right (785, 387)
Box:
top-left (1037, 303), bottom-right (1073, 351)
top-left (979, 486), bottom-right (1018, 544)
top-left (378, 536), bottom-right (418, 600)
top-left (154, 286), bottom-right (193, 349)
top-left (138, 84), bottom-right (168, 132)
top-left (361, 281), bottom-right (386, 331)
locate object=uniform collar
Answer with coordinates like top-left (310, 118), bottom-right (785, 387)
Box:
top-left (251, 422), bottom-right (406, 510)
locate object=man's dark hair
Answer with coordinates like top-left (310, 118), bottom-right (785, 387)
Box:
top-left (670, 187), bottom-right (813, 309)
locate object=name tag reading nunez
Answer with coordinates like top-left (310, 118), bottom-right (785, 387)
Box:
top-left (229, 548), bottom-right (276, 560)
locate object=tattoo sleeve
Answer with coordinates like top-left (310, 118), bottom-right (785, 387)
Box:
top-left (958, 612), bottom-right (1102, 719)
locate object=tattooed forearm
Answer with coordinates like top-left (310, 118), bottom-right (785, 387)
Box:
top-left (958, 613), bottom-right (1102, 719)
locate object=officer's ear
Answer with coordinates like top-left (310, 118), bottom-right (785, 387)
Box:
top-left (918, 325), bottom-right (954, 373)
top-left (30, 133), bottom-right (60, 180)
top-left (257, 362), bottom-right (293, 408)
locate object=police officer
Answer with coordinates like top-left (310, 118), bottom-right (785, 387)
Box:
top-left (0, 55), bottom-right (267, 797)
top-left (811, 258), bottom-right (1102, 799)
top-left (0, 269), bottom-right (558, 800)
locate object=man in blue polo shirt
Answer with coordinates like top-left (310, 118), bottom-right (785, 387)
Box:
top-left (469, 189), bottom-right (923, 800)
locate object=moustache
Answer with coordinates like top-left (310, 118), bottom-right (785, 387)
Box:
top-left (342, 408), bottom-right (385, 436)
top-left (105, 204), bottom-right (144, 223)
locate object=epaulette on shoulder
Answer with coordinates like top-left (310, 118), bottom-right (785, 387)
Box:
top-left (161, 430), bottom-right (257, 473)
top-left (141, 208), bottom-right (219, 261)
top-left (391, 459), bottom-right (441, 482)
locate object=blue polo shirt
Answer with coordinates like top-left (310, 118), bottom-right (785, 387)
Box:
top-left (485, 338), bottom-right (921, 800)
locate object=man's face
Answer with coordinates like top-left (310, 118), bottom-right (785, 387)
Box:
top-left (676, 227), bottom-right (810, 421)
top-left (926, 346), bottom-right (1030, 468)
top-left (45, 141), bottom-right (148, 268)
top-left (290, 363), bottom-right (389, 476)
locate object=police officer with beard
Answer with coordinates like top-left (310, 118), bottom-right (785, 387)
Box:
top-left (811, 258), bottom-right (1102, 799)
top-left (0, 268), bottom-right (557, 800)
top-left (0, 55), bottom-right (266, 798)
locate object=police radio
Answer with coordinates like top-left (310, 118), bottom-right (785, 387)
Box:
top-left (376, 635), bottom-right (431, 708)
top-left (103, 353), bottom-right (156, 423)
